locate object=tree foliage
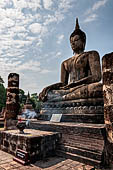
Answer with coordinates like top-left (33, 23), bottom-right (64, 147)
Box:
top-left (31, 93), bottom-right (41, 112)
top-left (19, 90), bottom-right (41, 113)
top-left (19, 89), bottom-right (27, 104)
top-left (0, 84), bottom-right (6, 112)
top-left (0, 76), bottom-right (4, 84)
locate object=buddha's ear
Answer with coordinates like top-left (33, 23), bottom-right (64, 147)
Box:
top-left (83, 42), bottom-right (85, 50)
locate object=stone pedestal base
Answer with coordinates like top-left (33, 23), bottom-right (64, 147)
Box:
top-left (40, 98), bottom-right (104, 123)
top-left (0, 129), bottom-right (61, 162)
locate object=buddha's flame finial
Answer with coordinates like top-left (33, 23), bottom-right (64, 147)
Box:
top-left (75, 18), bottom-right (80, 30)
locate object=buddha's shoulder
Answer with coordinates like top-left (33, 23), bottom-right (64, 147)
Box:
top-left (85, 50), bottom-right (100, 56)
top-left (61, 57), bottom-right (73, 65)
top-left (61, 50), bottom-right (100, 65)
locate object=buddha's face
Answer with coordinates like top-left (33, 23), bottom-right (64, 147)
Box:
top-left (70, 35), bottom-right (85, 53)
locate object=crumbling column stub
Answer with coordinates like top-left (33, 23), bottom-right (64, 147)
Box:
top-left (102, 52), bottom-right (113, 140)
top-left (4, 73), bottom-right (19, 130)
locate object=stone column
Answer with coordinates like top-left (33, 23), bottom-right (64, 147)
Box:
top-left (4, 73), bottom-right (19, 130)
top-left (102, 52), bottom-right (113, 140)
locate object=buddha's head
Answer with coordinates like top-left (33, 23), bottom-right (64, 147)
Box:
top-left (70, 18), bottom-right (86, 54)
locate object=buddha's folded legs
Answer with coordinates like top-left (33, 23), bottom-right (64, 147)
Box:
top-left (47, 82), bottom-right (103, 102)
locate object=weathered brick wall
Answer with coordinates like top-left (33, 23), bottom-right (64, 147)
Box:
top-left (5, 73), bottom-right (19, 119)
top-left (102, 52), bottom-right (113, 140)
top-left (31, 121), bottom-right (105, 153)
top-left (4, 73), bottom-right (19, 130)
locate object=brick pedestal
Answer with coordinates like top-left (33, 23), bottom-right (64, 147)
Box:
top-left (0, 129), bottom-right (61, 162)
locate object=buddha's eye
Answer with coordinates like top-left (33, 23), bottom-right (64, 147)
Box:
top-left (72, 42), bottom-right (75, 45)
top-left (71, 35), bottom-right (80, 42)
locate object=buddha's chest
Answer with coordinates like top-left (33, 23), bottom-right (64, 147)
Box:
top-left (69, 54), bottom-right (90, 82)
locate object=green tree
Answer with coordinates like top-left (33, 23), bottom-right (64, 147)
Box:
top-left (0, 76), bottom-right (4, 84)
top-left (19, 89), bottom-right (27, 112)
top-left (0, 78), bottom-right (6, 112)
top-left (19, 89), bottom-right (26, 103)
top-left (31, 93), bottom-right (41, 112)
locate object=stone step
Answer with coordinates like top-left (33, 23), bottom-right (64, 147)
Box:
top-left (38, 114), bottom-right (104, 123)
top-left (61, 114), bottom-right (104, 123)
top-left (31, 121), bottom-right (106, 167)
top-left (61, 140), bottom-right (104, 153)
top-left (61, 134), bottom-right (105, 153)
top-left (31, 121), bottom-right (106, 138)
top-left (57, 145), bottom-right (102, 161)
top-left (31, 121), bottom-right (105, 152)
top-left (56, 150), bottom-right (102, 168)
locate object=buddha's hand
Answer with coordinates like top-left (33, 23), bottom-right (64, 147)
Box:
top-left (39, 87), bottom-right (48, 102)
top-left (60, 84), bottom-right (70, 90)
top-left (60, 82), bottom-right (77, 90)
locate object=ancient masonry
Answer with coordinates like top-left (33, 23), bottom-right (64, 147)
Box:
top-left (0, 19), bottom-right (113, 168)
top-left (102, 52), bottom-right (113, 164)
top-left (4, 73), bottom-right (19, 129)
top-left (32, 19), bottom-right (113, 168)
top-left (103, 52), bottom-right (113, 140)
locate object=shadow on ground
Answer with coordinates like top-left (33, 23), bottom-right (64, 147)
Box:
top-left (33, 156), bottom-right (66, 169)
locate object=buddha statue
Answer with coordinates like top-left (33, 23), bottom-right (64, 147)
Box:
top-left (39, 18), bottom-right (103, 115)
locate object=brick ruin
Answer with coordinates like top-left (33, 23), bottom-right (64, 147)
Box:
top-left (0, 35), bottom-right (113, 168)
top-left (4, 73), bottom-right (19, 130)
top-left (103, 52), bottom-right (113, 140)
top-left (32, 51), bottom-right (113, 168)
top-left (102, 52), bottom-right (113, 164)
top-left (0, 54), bottom-right (113, 168)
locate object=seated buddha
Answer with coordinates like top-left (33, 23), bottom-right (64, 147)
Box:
top-left (39, 18), bottom-right (103, 105)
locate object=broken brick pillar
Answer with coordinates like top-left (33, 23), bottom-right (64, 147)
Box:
top-left (102, 52), bottom-right (113, 140)
top-left (4, 73), bottom-right (19, 130)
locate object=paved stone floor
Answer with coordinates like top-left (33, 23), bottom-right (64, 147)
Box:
top-left (0, 150), bottom-right (112, 170)
top-left (0, 150), bottom-right (94, 170)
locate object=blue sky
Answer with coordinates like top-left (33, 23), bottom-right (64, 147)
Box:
top-left (0, 0), bottom-right (113, 94)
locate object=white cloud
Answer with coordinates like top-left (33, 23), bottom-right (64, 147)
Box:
top-left (59, 0), bottom-right (73, 12)
top-left (43, 0), bottom-right (74, 25)
top-left (0, 0), bottom-right (12, 8)
top-left (29, 23), bottom-right (47, 35)
top-left (40, 69), bottom-right (51, 74)
top-left (11, 25), bottom-right (26, 33)
top-left (16, 60), bottom-right (41, 72)
top-left (0, 0), bottom-right (75, 93)
top-left (84, 0), bottom-right (108, 23)
top-left (56, 52), bottom-right (62, 57)
top-left (92, 0), bottom-right (108, 11)
top-left (36, 38), bottom-right (43, 47)
top-left (28, 0), bottom-right (42, 11)
top-left (43, 0), bottom-right (53, 10)
top-left (57, 34), bottom-right (64, 44)
top-left (44, 15), bottom-right (57, 25)
top-left (0, 18), bottom-right (15, 28)
top-left (84, 14), bottom-right (98, 23)
top-left (16, 60), bottom-right (50, 74)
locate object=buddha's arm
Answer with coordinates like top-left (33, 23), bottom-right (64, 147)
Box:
top-left (39, 62), bottom-right (69, 101)
top-left (61, 61), bottom-right (69, 84)
top-left (62, 51), bottom-right (101, 89)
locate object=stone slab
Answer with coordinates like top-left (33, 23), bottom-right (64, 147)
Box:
top-left (50, 114), bottom-right (62, 122)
